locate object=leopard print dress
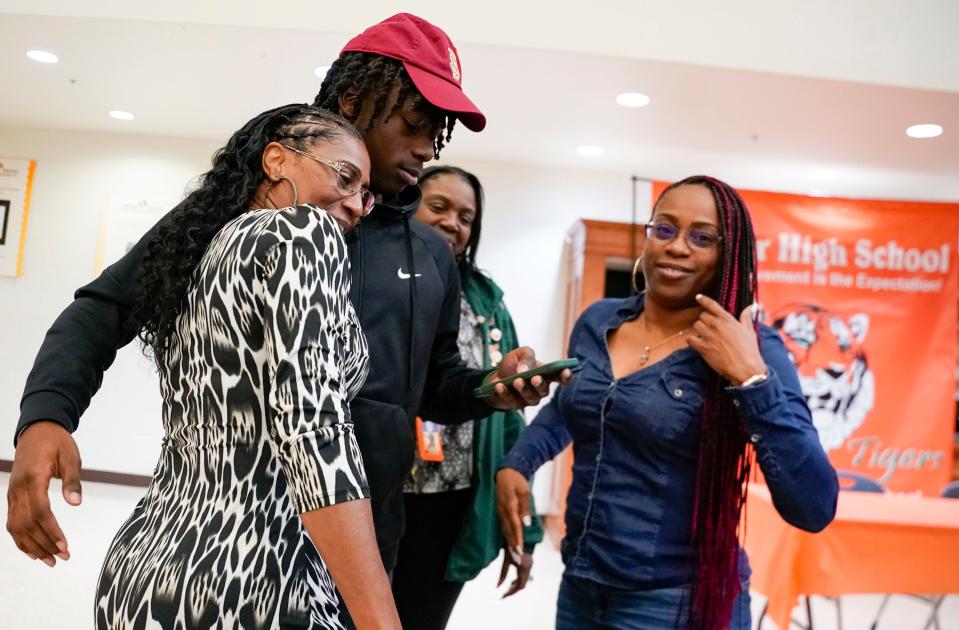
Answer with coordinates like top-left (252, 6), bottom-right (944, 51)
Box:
top-left (95, 205), bottom-right (370, 629)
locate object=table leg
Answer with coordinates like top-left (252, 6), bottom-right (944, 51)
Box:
top-left (921, 595), bottom-right (945, 630)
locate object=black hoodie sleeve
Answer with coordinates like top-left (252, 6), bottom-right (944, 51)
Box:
top-left (14, 206), bottom-right (177, 444)
top-left (418, 251), bottom-right (494, 425)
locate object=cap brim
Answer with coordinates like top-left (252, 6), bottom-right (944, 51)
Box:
top-left (403, 62), bottom-right (486, 132)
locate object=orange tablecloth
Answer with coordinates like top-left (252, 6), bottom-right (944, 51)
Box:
top-left (743, 484), bottom-right (959, 630)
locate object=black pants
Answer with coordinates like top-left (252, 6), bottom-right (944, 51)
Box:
top-left (391, 489), bottom-right (474, 630)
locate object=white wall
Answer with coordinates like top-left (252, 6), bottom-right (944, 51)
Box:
top-left (0, 127), bottom-right (652, 480)
top-left (0, 127), bottom-right (219, 472)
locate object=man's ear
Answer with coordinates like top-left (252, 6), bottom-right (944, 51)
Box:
top-left (261, 142), bottom-right (287, 181)
top-left (338, 87), bottom-right (361, 122)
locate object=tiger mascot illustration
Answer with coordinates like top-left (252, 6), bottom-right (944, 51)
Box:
top-left (768, 303), bottom-right (875, 451)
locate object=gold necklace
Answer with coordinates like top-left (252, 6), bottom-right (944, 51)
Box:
top-left (638, 317), bottom-right (692, 365)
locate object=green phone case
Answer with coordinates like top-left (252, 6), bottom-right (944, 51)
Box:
top-left (472, 358), bottom-right (580, 398)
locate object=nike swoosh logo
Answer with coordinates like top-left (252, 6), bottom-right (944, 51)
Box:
top-left (397, 267), bottom-right (422, 279)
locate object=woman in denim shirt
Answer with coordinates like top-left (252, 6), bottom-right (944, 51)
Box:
top-left (497, 176), bottom-right (838, 630)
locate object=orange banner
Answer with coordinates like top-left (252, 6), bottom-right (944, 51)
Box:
top-left (654, 182), bottom-right (958, 495)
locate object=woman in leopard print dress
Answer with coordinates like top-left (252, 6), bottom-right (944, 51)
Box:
top-left (94, 105), bottom-right (400, 629)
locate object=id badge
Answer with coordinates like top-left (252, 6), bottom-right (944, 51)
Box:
top-left (415, 417), bottom-right (444, 462)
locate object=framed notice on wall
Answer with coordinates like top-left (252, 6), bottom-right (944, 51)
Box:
top-left (0, 157), bottom-right (36, 277)
top-left (96, 193), bottom-right (176, 275)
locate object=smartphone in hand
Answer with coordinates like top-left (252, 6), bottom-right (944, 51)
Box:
top-left (472, 358), bottom-right (579, 398)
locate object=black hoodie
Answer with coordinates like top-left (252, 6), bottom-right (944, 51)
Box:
top-left (16, 186), bottom-right (492, 570)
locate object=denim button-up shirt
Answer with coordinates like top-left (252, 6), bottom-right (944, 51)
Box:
top-left (502, 295), bottom-right (838, 589)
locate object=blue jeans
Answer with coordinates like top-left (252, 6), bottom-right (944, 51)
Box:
top-left (555, 575), bottom-right (751, 630)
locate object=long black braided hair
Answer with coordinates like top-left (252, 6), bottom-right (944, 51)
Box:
top-left (314, 52), bottom-right (455, 157)
top-left (648, 175), bottom-right (760, 630)
top-left (127, 103), bottom-right (360, 362)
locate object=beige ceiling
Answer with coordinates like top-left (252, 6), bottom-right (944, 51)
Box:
top-left (1, 2), bottom-right (957, 200)
top-left (6, 0), bottom-right (958, 92)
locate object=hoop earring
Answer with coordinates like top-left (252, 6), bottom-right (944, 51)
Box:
top-left (631, 256), bottom-right (644, 294)
top-left (277, 176), bottom-right (298, 207)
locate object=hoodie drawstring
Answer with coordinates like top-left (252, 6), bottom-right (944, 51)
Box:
top-left (402, 213), bottom-right (417, 389)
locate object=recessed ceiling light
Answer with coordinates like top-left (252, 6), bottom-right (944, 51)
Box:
top-left (26, 50), bottom-right (58, 64)
top-left (109, 110), bottom-right (135, 121)
top-left (809, 169), bottom-right (838, 182)
top-left (314, 65), bottom-right (331, 78)
top-left (906, 123), bottom-right (943, 139)
top-left (615, 92), bottom-right (650, 108)
top-left (576, 145), bottom-right (604, 158)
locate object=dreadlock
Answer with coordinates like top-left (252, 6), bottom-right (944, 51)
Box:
top-left (419, 165), bottom-right (484, 282)
top-left (127, 103), bottom-right (361, 363)
top-left (653, 176), bottom-right (759, 630)
top-left (314, 52), bottom-right (455, 157)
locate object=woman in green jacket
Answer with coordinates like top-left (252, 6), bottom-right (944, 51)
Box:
top-left (391, 165), bottom-right (544, 629)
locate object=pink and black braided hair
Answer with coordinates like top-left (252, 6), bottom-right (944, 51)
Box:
top-left (653, 175), bottom-right (759, 629)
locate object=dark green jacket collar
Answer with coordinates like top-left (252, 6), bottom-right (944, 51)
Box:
top-left (445, 268), bottom-right (544, 582)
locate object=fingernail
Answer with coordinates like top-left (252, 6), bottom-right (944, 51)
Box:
top-left (522, 515), bottom-right (532, 527)
top-left (695, 293), bottom-right (703, 300)
top-left (56, 541), bottom-right (67, 553)
top-left (56, 552), bottom-right (69, 561)
top-left (517, 364), bottom-right (529, 373)
top-left (27, 553), bottom-right (37, 561)
top-left (42, 557), bottom-right (55, 567)
top-left (69, 492), bottom-right (82, 504)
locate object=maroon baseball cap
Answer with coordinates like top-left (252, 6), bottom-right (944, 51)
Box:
top-left (340, 13), bottom-right (486, 132)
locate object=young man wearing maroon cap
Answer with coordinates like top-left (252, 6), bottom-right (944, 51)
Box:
top-left (9, 12), bottom-right (559, 627)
